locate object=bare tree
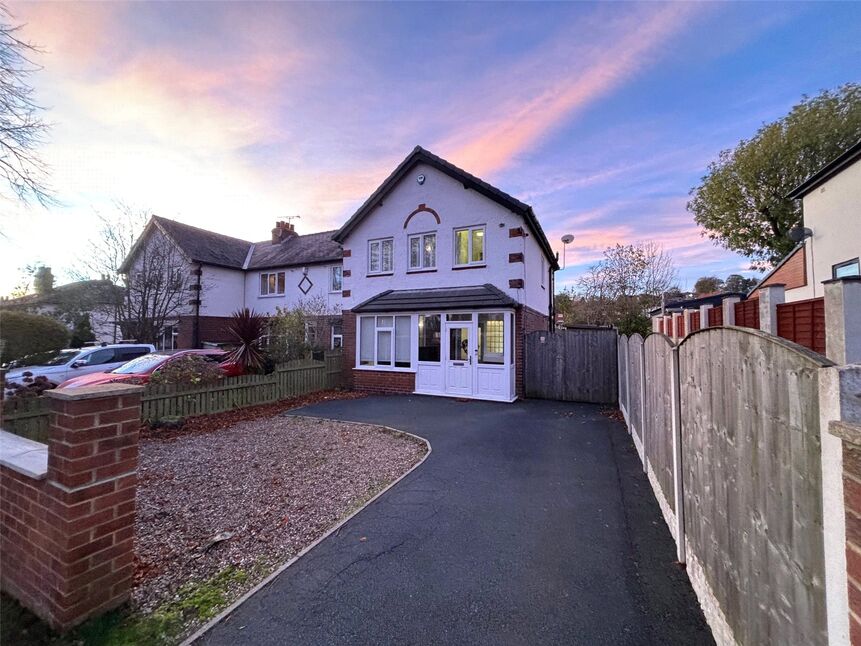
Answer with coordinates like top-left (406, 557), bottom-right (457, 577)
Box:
top-left (0, 5), bottom-right (54, 206)
top-left (577, 242), bottom-right (678, 332)
top-left (70, 202), bottom-right (149, 284)
top-left (119, 232), bottom-right (193, 344)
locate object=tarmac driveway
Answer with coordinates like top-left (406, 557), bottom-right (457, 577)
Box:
top-left (196, 395), bottom-right (712, 646)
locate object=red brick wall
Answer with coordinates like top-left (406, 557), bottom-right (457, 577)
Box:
top-left (176, 315), bottom-right (234, 349)
top-left (341, 310), bottom-right (356, 389)
top-left (0, 385), bottom-right (141, 632)
top-left (352, 370), bottom-right (416, 394)
top-left (843, 441), bottom-right (861, 644)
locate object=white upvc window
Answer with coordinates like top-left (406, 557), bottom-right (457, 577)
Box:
top-left (368, 238), bottom-right (394, 275)
top-left (454, 226), bottom-right (485, 266)
top-left (260, 271), bottom-right (286, 296)
top-left (408, 232), bottom-right (436, 271)
top-left (330, 265), bottom-right (343, 292)
top-left (358, 315), bottom-right (411, 369)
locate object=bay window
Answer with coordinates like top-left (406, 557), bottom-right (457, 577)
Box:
top-left (359, 315), bottom-right (411, 368)
top-left (409, 233), bottom-right (436, 270)
top-left (454, 226), bottom-right (485, 266)
top-left (260, 271), bottom-right (286, 296)
top-left (369, 238), bottom-right (394, 274)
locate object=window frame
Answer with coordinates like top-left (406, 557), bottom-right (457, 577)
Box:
top-left (453, 225), bottom-right (486, 267)
top-left (329, 265), bottom-right (343, 293)
top-left (368, 237), bottom-right (394, 275)
top-left (833, 257), bottom-right (860, 280)
top-left (356, 314), bottom-right (412, 371)
top-left (259, 271), bottom-right (286, 297)
top-left (408, 231), bottom-right (437, 272)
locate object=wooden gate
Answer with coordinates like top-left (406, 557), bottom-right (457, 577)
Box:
top-left (524, 327), bottom-right (618, 404)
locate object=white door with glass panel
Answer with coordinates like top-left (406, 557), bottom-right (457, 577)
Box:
top-left (445, 323), bottom-right (473, 396)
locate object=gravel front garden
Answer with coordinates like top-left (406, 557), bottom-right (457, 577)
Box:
top-left (134, 412), bottom-right (428, 616)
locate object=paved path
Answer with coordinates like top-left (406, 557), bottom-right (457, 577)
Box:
top-left (197, 395), bottom-right (712, 646)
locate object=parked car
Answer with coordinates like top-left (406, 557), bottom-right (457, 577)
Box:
top-left (3, 344), bottom-right (156, 387)
top-left (57, 349), bottom-right (243, 389)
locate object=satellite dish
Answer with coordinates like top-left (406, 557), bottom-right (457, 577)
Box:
top-left (561, 234), bottom-right (574, 244)
top-left (788, 226), bottom-right (813, 243)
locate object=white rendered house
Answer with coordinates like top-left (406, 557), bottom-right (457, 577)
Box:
top-left (334, 147), bottom-right (558, 402)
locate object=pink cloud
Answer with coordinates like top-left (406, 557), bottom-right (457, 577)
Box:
top-left (436, 3), bottom-right (704, 176)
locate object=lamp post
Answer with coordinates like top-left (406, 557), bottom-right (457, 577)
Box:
top-left (561, 234), bottom-right (574, 269)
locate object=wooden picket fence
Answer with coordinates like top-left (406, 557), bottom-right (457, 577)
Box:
top-left (1, 351), bottom-right (343, 436)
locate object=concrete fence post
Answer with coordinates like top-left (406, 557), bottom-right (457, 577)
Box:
top-left (722, 296), bottom-right (741, 326)
top-left (824, 277), bottom-right (861, 365)
top-left (758, 284), bottom-right (785, 335)
top-left (0, 383), bottom-right (143, 632)
top-left (640, 341), bottom-right (647, 473)
top-left (700, 304), bottom-right (713, 329)
top-left (672, 312), bottom-right (683, 343)
top-left (670, 345), bottom-right (685, 564)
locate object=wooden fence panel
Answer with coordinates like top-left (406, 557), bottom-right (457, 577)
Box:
top-left (524, 328), bottom-right (618, 404)
top-left (708, 306), bottom-right (723, 327)
top-left (679, 328), bottom-right (828, 645)
top-left (690, 311), bottom-right (700, 333)
top-left (627, 334), bottom-right (644, 453)
top-left (618, 335), bottom-right (628, 418)
top-left (777, 297), bottom-right (826, 355)
top-left (0, 397), bottom-right (51, 443)
top-left (734, 298), bottom-right (759, 329)
top-left (643, 334), bottom-right (675, 512)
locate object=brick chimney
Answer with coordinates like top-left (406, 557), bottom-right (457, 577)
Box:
top-left (271, 220), bottom-right (297, 244)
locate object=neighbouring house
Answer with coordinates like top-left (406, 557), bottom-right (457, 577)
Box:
top-left (0, 277), bottom-right (122, 344)
top-left (118, 216), bottom-right (343, 350)
top-left (750, 138), bottom-right (861, 302)
top-left (334, 146), bottom-right (557, 402)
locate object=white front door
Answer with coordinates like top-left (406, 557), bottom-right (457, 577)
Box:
top-left (445, 324), bottom-right (473, 396)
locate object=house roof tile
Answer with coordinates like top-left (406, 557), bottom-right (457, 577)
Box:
top-left (352, 284), bottom-right (518, 313)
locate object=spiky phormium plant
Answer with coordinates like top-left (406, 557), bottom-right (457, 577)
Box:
top-left (226, 308), bottom-right (268, 373)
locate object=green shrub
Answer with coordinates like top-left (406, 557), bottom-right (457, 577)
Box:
top-left (0, 311), bottom-right (69, 365)
top-left (149, 355), bottom-right (223, 386)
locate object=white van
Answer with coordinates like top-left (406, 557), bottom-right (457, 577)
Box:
top-left (4, 344), bottom-right (156, 386)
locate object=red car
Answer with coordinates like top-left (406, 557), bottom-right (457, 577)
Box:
top-left (57, 349), bottom-right (243, 389)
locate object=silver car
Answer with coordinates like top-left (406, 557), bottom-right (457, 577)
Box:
top-left (4, 344), bottom-right (156, 386)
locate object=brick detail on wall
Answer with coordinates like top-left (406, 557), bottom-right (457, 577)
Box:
top-left (342, 310), bottom-right (357, 389)
top-left (343, 269), bottom-right (352, 278)
top-left (509, 227), bottom-right (524, 238)
top-left (342, 289), bottom-right (351, 298)
top-left (0, 385), bottom-right (142, 632)
top-left (509, 253), bottom-right (524, 263)
top-left (509, 279), bottom-right (524, 289)
top-left (342, 249), bottom-right (352, 258)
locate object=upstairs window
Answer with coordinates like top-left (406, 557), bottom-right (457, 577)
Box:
top-left (368, 238), bottom-right (394, 274)
top-left (409, 233), bottom-right (436, 270)
top-left (454, 226), bottom-right (485, 266)
top-left (260, 272), bottom-right (286, 296)
top-left (330, 266), bottom-right (343, 292)
top-left (833, 258), bottom-right (860, 279)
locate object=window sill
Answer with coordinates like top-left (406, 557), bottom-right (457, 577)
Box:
top-left (406, 268), bottom-right (438, 274)
top-left (354, 365), bottom-right (414, 373)
top-left (367, 272), bottom-right (394, 278)
top-left (258, 293), bottom-right (285, 298)
top-left (452, 264), bottom-right (486, 271)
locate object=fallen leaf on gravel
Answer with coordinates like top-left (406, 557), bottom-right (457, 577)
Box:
top-left (203, 531), bottom-right (234, 552)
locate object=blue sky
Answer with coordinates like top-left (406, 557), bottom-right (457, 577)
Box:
top-left (1, 1), bottom-right (859, 294)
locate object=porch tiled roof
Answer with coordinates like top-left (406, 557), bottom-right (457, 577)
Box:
top-left (352, 284), bottom-right (518, 313)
